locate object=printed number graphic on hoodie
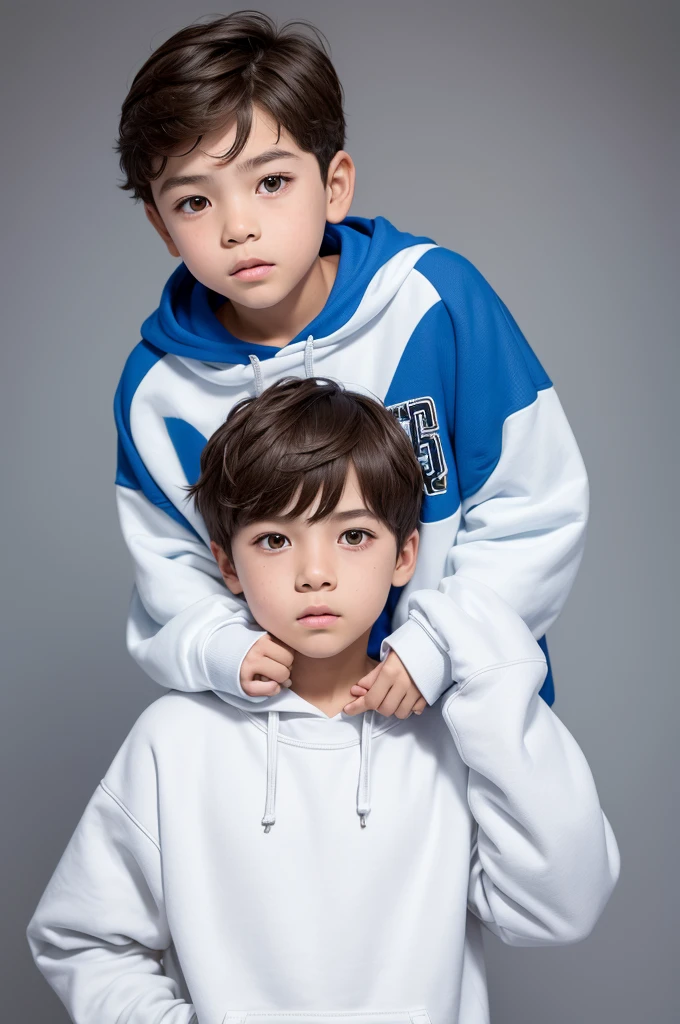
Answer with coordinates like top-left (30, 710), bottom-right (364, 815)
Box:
top-left (388, 396), bottom-right (449, 496)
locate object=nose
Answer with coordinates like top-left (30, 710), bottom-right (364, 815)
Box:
top-left (294, 543), bottom-right (337, 593)
top-left (220, 195), bottom-right (260, 247)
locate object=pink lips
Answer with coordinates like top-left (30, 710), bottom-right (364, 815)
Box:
top-left (229, 258), bottom-right (274, 281)
top-left (297, 605), bottom-right (340, 628)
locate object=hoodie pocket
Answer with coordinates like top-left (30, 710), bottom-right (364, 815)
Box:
top-left (222, 1012), bottom-right (432, 1024)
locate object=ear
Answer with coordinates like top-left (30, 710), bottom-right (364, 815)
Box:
top-left (210, 541), bottom-right (244, 595)
top-left (144, 202), bottom-right (181, 258)
top-left (391, 529), bottom-right (419, 588)
top-left (324, 150), bottom-right (355, 224)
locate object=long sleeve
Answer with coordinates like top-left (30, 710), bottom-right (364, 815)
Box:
top-left (113, 340), bottom-right (269, 701)
top-left (407, 577), bottom-right (620, 945)
top-left (26, 782), bottom-right (197, 1024)
top-left (117, 484), bottom-right (267, 699)
top-left (386, 250), bottom-right (589, 705)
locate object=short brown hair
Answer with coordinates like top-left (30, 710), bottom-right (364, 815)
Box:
top-left (188, 378), bottom-right (424, 558)
top-left (116, 11), bottom-right (346, 205)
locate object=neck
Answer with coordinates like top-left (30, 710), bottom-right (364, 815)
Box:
top-left (289, 629), bottom-right (376, 717)
top-left (217, 253), bottom-right (339, 348)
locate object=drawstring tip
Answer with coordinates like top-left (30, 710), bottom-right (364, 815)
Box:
top-left (263, 822), bottom-right (274, 833)
top-left (359, 813), bottom-right (367, 828)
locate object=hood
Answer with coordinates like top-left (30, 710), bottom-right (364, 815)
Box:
top-left (140, 216), bottom-right (434, 365)
top-left (217, 683), bottom-right (398, 835)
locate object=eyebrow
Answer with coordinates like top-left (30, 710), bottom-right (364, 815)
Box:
top-left (253, 509), bottom-right (380, 528)
top-left (328, 509), bottom-right (380, 522)
top-left (158, 148), bottom-right (299, 198)
top-left (159, 173), bottom-right (211, 197)
top-left (235, 148), bottom-right (299, 173)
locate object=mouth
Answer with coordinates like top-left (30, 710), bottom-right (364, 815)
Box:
top-left (229, 258), bottom-right (274, 281)
top-left (297, 605), bottom-right (341, 629)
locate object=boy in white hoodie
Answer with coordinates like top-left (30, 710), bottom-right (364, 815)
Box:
top-left (28, 379), bottom-right (619, 1024)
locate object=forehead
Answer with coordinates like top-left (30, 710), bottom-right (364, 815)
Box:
top-left (151, 106), bottom-right (305, 186)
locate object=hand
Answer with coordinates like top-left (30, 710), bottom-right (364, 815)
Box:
top-left (343, 651), bottom-right (427, 719)
top-left (240, 634), bottom-right (294, 697)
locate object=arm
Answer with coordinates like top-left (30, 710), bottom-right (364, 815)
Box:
top-left (414, 578), bottom-right (619, 944)
top-left (26, 782), bottom-right (197, 1024)
top-left (387, 251), bottom-right (588, 704)
top-left (114, 348), bottom-right (268, 700)
top-left (118, 483), bottom-right (267, 698)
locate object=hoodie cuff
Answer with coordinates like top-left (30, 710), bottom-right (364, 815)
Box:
top-left (381, 616), bottom-right (451, 706)
top-left (202, 621), bottom-right (268, 701)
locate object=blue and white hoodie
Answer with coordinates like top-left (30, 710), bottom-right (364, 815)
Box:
top-left (27, 580), bottom-right (619, 1024)
top-left (115, 216), bottom-right (588, 707)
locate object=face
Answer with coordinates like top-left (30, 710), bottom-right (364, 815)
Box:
top-left (211, 466), bottom-right (419, 660)
top-left (145, 105), bottom-right (354, 310)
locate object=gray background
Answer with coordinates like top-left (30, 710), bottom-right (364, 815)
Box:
top-left (1, 0), bottom-right (677, 1020)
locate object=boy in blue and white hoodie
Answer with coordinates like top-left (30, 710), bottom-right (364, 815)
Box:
top-left (114, 12), bottom-right (588, 715)
top-left (28, 378), bottom-right (619, 1024)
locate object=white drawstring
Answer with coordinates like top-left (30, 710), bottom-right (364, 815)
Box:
top-left (261, 708), bottom-right (375, 833)
top-left (261, 711), bottom-right (279, 833)
top-left (251, 337), bottom-right (313, 398)
top-left (304, 335), bottom-right (315, 379)
top-left (357, 710), bottom-right (375, 827)
top-left (248, 354), bottom-right (265, 396)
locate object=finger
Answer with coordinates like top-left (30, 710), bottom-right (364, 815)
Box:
top-left (254, 673), bottom-right (292, 689)
top-left (354, 661), bottom-right (384, 691)
top-left (251, 657), bottom-right (291, 685)
top-left (394, 692), bottom-right (418, 720)
top-left (263, 635), bottom-right (295, 668)
top-left (373, 684), bottom-right (410, 718)
top-left (413, 696), bottom-right (427, 715)
top-left (243, 678), bottom-right (281, 697)
top-left (343, 695), bottom-right (367, 716)
top-left (363, 673), bottom-right (402, 712)
top-left (349, 685), bottom-right (368, 695)
top-left (382, 649), bottom-right (415, 686)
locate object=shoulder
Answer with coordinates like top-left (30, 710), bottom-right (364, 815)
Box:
top-left (96, 692), bottom-right (227, 847)
top-left (413, 246), bottom-right (493, 298)
top-left (100, 692), bottom-right (238, 828)
top-left (115, 339), bottom-right (167, 413)
top-left (126, 690), bottom-right (231, 746)
top-left (104, 692), bottom-right (229, 782)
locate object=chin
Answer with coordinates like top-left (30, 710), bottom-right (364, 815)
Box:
top-left (292, 635), bottom-right (354, 659)
top-left (226, 286), bottom-right (288, 310)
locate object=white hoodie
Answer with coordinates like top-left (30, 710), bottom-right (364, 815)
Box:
top-left (27, 581), bottom-right (619, 1024)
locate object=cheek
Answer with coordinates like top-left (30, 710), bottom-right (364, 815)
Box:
top-left (239, 563), bottom-right (288, 621)
top-left (274, 188), bottom-right (327, 247)
top-left (345, 555), bottom-right (395, 612)
top-left (172, 222), bottom-right (212, 264)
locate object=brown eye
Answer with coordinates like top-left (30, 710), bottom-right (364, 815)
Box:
top-left (263, 534), bottom-right (288, 550)
top-left (262, 175), bottom-right (282, 193)
top-left (182, 196), bottom-right (207, 213)
top-left (343, 530), bottom-right (365, 546)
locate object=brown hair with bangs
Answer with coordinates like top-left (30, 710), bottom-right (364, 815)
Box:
top-left (116, 10), bottom-right (346, 205)
top-left (188, 378), bottom-right (424, 559)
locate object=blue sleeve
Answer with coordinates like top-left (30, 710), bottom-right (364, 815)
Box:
top-left (113, 342), bottom-right (198, 534)
top-left (415, 247), bottom-right (553, 501)
top-left (414, 248), bottom-right (557, 705)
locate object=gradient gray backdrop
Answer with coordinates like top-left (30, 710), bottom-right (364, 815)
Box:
top-left (2, 0), bottom-right (677, 1020)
